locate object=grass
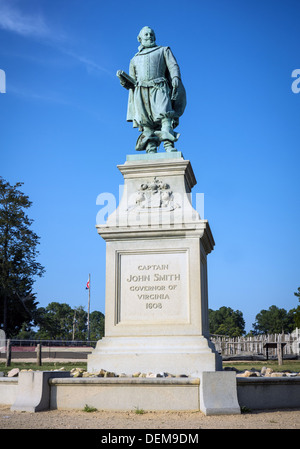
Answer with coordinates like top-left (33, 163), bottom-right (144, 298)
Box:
top-left (83, 404), bottom-right (98, 413)
top-left (134, 406), bottom-right (146, 414)
top-left (223, 360), bottom-right (300, 372)
top-left (0, 361), bottom-right (87, 375)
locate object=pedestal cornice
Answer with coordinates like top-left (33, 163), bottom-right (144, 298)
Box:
top-left (117, 157), bottom-right (197, 192)
top-left (96, 219), bottom-right (215, 254)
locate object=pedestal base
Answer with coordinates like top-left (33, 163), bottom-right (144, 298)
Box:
top-left (88, 335), bottom-right (222, 376)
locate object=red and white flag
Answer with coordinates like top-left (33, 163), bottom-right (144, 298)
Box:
top-left (86, 279), bottom-right (90, 290)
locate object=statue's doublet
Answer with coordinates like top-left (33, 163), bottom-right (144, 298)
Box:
top-left (127, 46), bottom-right (186, 129)
top-left (129, 46), bottom-right (180, 85)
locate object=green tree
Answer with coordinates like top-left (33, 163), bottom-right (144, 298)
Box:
top-left (35, 302), bottom-right (105, 341)
top-left (15, 322), bottom-right (37, 340)
top-left (292, 287), bottom-right (300, 328)
top-left (35, 302), bottom-right (74, 340)
top-left (72, 306), bottom-right (87, 340)
top-left (252, 305), bottom-right (295, 335)
top-left (89, 310), bottom-right (105, 340)
top-left (209, 306), bottom-right (245, 337)
top-left (0, 177), bottom-right (44, 336)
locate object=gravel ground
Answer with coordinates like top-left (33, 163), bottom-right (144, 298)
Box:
top-left (0, 405), bottom-right (299, 429)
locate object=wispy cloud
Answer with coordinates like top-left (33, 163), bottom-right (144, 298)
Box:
top-left (62, 49), bottom-right (114, 78)
top-left (0, 1), bottom-right (112, 77)
top-left (0, 0), bottom-right (50, 38)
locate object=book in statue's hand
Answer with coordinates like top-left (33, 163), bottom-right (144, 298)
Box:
top-left (116, 70), bottom-right (136, 90)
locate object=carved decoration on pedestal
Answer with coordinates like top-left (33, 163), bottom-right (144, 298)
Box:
top-left (128, 177), bottom-right (180, 212)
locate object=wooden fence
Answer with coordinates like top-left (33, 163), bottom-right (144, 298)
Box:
top-left (0, 339), bottom-right (97, 366)
top-left (210, 329), bottom-right (300, 357)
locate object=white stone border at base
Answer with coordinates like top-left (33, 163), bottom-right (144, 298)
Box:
top-left (2, 371), bottom-right (300, 413)
top-left (50, 372), bottom-right (240, 415)
top-left (49, 377), bottom-right (201, 411)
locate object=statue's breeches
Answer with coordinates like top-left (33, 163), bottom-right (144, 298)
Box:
top-left (132, 81), bottom-right (175, 129)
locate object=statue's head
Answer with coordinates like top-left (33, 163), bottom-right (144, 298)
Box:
top-left (137, 26), bottom-right (156, 48)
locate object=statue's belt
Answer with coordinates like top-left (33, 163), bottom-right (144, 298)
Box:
top-left (136, 77), bottom-right (168, 88)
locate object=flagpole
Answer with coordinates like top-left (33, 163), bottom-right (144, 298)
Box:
top-left (87, 273), bottom-right (91, 341)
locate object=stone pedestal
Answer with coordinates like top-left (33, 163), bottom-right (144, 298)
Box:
top-left (88, 153), bottom-right (222, 376)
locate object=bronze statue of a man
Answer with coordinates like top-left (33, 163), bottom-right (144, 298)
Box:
top-left (117, 26), bottom-right (186, 153)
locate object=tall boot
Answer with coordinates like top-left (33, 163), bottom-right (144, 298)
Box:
top-left (135, 126), bottom-right (160, 153)
top-left (155, 117), bottom-right (180, 152)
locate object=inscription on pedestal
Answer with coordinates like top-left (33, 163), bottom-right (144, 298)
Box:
top-left (117, 251), bottom-right (189, 324)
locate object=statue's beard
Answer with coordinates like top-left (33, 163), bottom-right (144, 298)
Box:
top-left (138, 41), bottom-right (157, 51)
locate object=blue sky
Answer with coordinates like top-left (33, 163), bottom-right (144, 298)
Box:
top-left (1, 0), bottom-right (299, 333)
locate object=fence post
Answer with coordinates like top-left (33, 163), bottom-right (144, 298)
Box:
top-left (37, 344), bottom-right (42, 366)
top-left (6, 339), bottom-right (11, 367)
top-left (277, 343), bottom-right (283, 366)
